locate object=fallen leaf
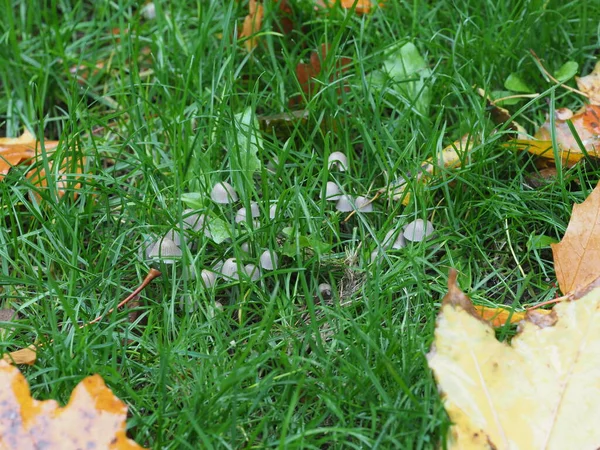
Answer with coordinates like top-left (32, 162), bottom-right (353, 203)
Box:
top-left (511, 104), bottom-right (600, 166)
top-left (428, 270), bottom-right (600, 449)
top-left (2, 345), bottom-right (36, 366)
top-left (0, 131), bottom-right (59, 180)
top-left (0, 360), bottom-right (145, 449)
top-left (552, 182), bottom-right (600, 294)
top-left (576, 61), bottom-right (600, 105)
top-left (315, 0), bottom-right (381, 14)
top-left (239, 0), bottom-right (264, 52)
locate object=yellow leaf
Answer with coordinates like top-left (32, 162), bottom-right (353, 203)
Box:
top-left (239, 0), bottom-right (264, 52)
top-left (552, 182), bottom-right (600, 294)
top-left (0, 360), bottom-right (146, 449)
top-left (429, 272), bottom-right (600, 449)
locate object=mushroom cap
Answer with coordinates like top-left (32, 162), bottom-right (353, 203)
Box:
top-left (269, 203), bottom-right (278, 219)
top-left (370, 249), bottom-right (383, 264)
top-left (211, 182), bottom-right (238, 204)
top-left (235, 202), bottom-right (260, 223)
top-left (220, 258), bottom-right (238, 279)
top-left (240, 242), bottom-right (250, 253)
top-left (243, 263), bottom-right (260, 281)
top-left (200, 270), bottom-right (217, 288)
top-left (328, 151), bottom-right (348, 171)
top-left (335, 195), bottom-right (354, 212)
top-left (403, 219), bottom-right (435, 242)
top-left (141, 2), bottom-right (156, 19)
top-left (147, 237), bottom-right (182, 262)
top-left (383, 229), bottom-right (406, 249)
top-left (259, 250), bottom-right (278, 270)
top-left (355, 196), bottom-right (373, 212)
top-left (322, 182), bottom-right (341, 201)
top-left (318, 283), bottom-right (332, 298)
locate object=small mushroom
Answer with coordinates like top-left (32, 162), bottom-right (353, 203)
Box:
top-left (318, 283), bottom-right (332, 299)
top-left (259, 250), bottom-right (278, 270)
top-left (269, 203), bottom-right (278, 219)
top-left (370, 249), bottom-right (383, 264)
top-left (141, 2), bottom-right (156, 19)
top-left (328, 151), bottom-right (348, 171)
top-left (243, 264), bottom-right (260, 281)
top-left (240, 242), bottom-right (251, 253)
top-left (200, 270), bottom-right (217, 288)
top-left (335, 195), bottom-right (354, 212)
top-left (355, 196), bottom-right (373, 212)
top-left (147, 237), bottom-right (182, 263)
top-left (182, 210), bottom-right (212, 238)
top-left (235, 202), bottom-right (260, 223)
top-left (211, 182), bottom-right (238, 204)
top-left (220, 258), bottom-right (238, 279)
top-left (383, 229), bottom-right (406, 249)
top-left (403, 219), bottom-right (435, 242)
top-left (164, 229), bottom-right (186, 247)
top-left (321, 182), bottom-right (341, 201)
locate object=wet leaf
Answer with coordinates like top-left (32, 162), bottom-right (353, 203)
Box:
top-left (429, 270), bottom-right (600, 449)
top-left (0, 360), bottom-right (145, 449)
top-left (554, 61), bottom-right (578, 82)
top-left (552, 182), bottom-right (600, 294)
top-left (576, 61), bottom-right (600, 105)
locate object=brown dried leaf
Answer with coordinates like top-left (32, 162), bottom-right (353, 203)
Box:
top-left (576, 61), bottom-right (600, 105)
top-left (2, 345), bottom-right (37, 366)
top-left (552, 182), bottom-right (600, 294)
top-left (0, 131), bottom-right (59, 180)
top-left (0, 360), bottom-right (145, 449)
top-left (239, 0), bottom-right (264, 52)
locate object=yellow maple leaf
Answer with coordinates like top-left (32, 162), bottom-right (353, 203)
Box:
top-left (428, 271), bottom-right (600, 449)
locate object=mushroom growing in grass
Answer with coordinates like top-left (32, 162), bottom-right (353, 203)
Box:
top-left (383, 229), bottom-right (406, 249)
top-left (355, 196), bottom-right (373, 212)
top-left (211, 182), bottom-right (238, 204)
top-left (235, 202), bottom-right (260, 224)
top-left (243, 264), bottom-right (260, 281)
top-left (259, 250), bottom-right (278, 270)
top-left (328, 152), bottom-right (348, 171)
top-left (321, 182), bottom-right (341, 201)
top-left (403, 219), bottom-right (435, 242)
top-left (269, 203), bottom-right (278, 219)
top-left (200, 270), bottom-right (217, 288)
top-left (335, 195), bottom-right (354, 212)
top-left (147, 237), bottom-right (182, 263)
top-left (220, 258), bottom-right (238, 279)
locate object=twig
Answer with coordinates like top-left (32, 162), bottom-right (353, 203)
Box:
top-left (343, 190), bottom-right (381, 222)
top-left (530, 49), bottom-right (588, 98)
top-left (84, 268), bottom-right (162, 327)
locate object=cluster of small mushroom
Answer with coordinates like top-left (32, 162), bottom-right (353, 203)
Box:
top-left (322, 152), bottom-right (373, 213)
top-left (144, 181), bottom-right (279, 289)
top-left (371, 218), bottom-right (435, 262)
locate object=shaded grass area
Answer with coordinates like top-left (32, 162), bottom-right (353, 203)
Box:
top-left (0, 0), bottom-right (599, 447)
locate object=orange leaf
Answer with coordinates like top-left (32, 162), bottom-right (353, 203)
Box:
top-left (239, 0), bottom-right (264, 52)
top-left (552, 182), bottom-right (600, 294)
top-left (0, 360), bottom-right (146, 449)
top-left (0, 131), bottom-right (59, 179)
top-left (2, 345), bottom-right (37, 366)
top-left (576, 61), bottom-right (600, 105)
top-left (473, 305), bottom-right (526, 327)
top-left (316, 0), bottom-right (383, 14)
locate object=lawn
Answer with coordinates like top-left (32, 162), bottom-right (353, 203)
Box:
top-left (0, 0), bottom-right (598, 448)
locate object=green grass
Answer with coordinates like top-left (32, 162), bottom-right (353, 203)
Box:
top-left (0, 0), bottom-right (599, 447)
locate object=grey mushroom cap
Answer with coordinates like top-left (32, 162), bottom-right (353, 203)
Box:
top-left (243, 264), bottom-right (260, 281)
top-left (200, 270), bottom-right (217, 288)
top-left (220, 258), bottom-right (238, 279)
top-left (147, 237), bottom-right (182, 262)
top-left (318, 283), bottom-right (332, 298)
top-left (403, 219), bottom-right (435, 242)
top-left (235, 202), bottom-right (260, 223)
top-left (383, 229), bottom-right (406, 249)
top-left (211, 182), bottom-right (238, 204)
top-left (322, 182), bottom-right (341, 201)
top-left (269, 203), bottom-right (278, 219)
top-left (335, 195), bottom-right (354, 212)
top-left (182, 210), bottom-right (212, 238)
top-left (355, 196), bottom-right (373, 212)
top-left (328, 151), bottom-right (348, 171)
top-left (259, 250), bottom-right (278, 270)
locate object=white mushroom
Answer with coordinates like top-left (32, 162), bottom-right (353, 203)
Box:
top-left (211, 182), bottom-right (238, 204)
top-left (147, 237), bottom-right (182, 263)
top-left (243, 264), bottom-right (260, 281)
top-left (220, 258), bottom-right (238, 279)
top-left (182, 210), bottom-right (212, 238)
top-left (383, 229), bottom-right (406, 249)
top-left (322, 182), bottom-right (341, 201)
top-left (335, 195), bottom-right (354, 212)
top-left (240, 242), bottom-right (251, 253)
top-left (355, 196), bottom-right (373, 212)
top-left (259, 250), bottom-right (278, 270)
top-left (141, 2), bottom-right (156, 20)
top-left (235, 202), bottom-right (260, 223)
top-left (269, 203), bottom-right (278, 219)
top-left (200, 270), bottom-right (217, 288)
top-left (328, 151), bottom-right (348, 171)
top-left (403, 219), bottom-right (435, 242)
top-left (318, 283), bottom-right (332, 298)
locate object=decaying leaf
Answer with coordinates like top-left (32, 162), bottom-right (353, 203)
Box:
top-left (239, 0), bottom-right (264, 52)
top-left (2, 345), bottom-right (36, 366)
top-left (315, 0), bottom-right (382, 14)
top-left (576, 61), bottom-right (600, 105)
top-left (0, 131), bottom-right (59, 179)
top-left (0, 361), bottom-right (145, 449)
top-left (552, 182), bottom-right (600, 294)
top-left (429, 271), bottom-right (600, 449)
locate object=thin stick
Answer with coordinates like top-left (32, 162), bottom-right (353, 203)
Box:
top-left (530, 49), bottom-right (588, 98)
top-left (83, 268), bottom-right (162, 327)
top-left (525, 294), bottom-right (570, 311)
top-left (343, 190), bottom-right (381, 223)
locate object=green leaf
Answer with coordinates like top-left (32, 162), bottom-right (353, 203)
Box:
top-left (281, 231), bottom-right (331, 257)
top-left (207, 216), bottom-right (232, 244)
top-left (229, 107), bottom-right (262, 186)
top-left (554, 61), bottom-right (579, 82)
top-left (527, 234), bottom-right (558, 251)
top-left (380, 42), bottom-right (433, 115)
top-left (181, 192), bottom-right (205, 209)
top-left (504, 73), bottom-right (534, 93)
top-left (490, 90), bottom-right (522, 106)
